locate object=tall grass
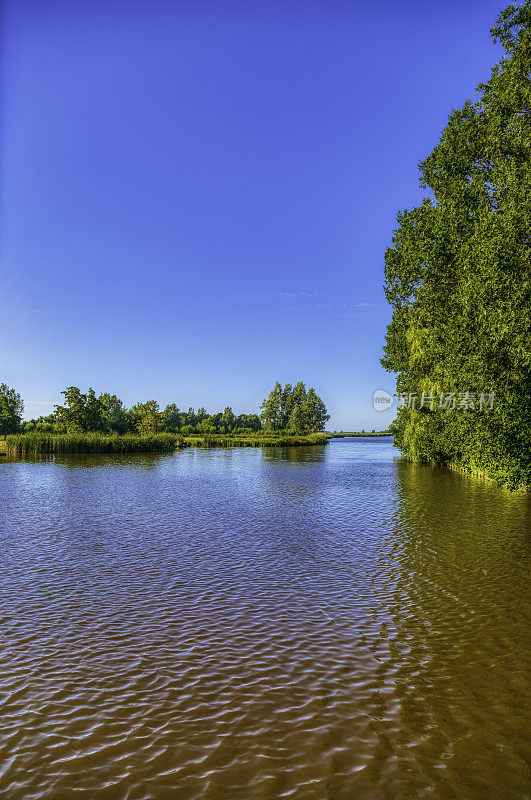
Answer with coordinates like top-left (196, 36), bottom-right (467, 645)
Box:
top-left (327, 431), bottom-right (392, 438)
top-left (5, 432), bottom-right (182, 455)
top-left (184, 433), bottom-right (329, 448)
top-left (4, 431), bottom-right (330, 455)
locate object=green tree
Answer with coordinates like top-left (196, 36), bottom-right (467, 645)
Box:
top-left (280, 383), bottom-right (294, 428)
top-left (0, 383), bottom-right (24, 434)
top-left (302, 388), bottom-right (330, 432)
top-left (237, 413), bottom-right (261, 431)
top-left (54, 387), bottom-right (104, 431)
top-left (260, 381), bottom-right (283, 430)
top-left (382, 1), bottom-right (531, 489)
top-left (198, 416), bottom-right (216, 433)
top-left (131, 400), bottom-right (161, 434)
top-left (99, 393), bottom-right (130, 433)
top-left (291, 381), bottom-right (307, 408)
top-left (54, 387), bottom-right (85, 430)
top-left (221, 406), bottom-right (236, 431)
top-left (85, 389), bottom-right (104, 431)
top-left (162, 403), bottom-right (181, 432)
top-left (261, 380), bottom-right (329, 433)
top-left (288, 404), bottom-right (307, 434)
top-left (196, 407), bottom-right (207, 423)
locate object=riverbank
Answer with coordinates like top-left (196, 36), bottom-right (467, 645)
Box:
top-left (2, 432), bottom-right (182, 455)
top-left (1, 431), bottom-right (330, 455)
top-left (184, 433), bottom-right (329, 448)
top-left (328, 431), bottom-right (391, 438)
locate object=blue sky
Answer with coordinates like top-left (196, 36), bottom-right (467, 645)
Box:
top-left (1, 0), bottom-right (504, 429)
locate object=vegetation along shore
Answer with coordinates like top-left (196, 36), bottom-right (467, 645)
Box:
top-left (0, 380), bottom-right (334, 454)
top-left (1, 431), bottom-right (331, 456)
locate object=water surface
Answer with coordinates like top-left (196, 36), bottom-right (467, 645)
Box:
top-left (0, 438), bottom-right (529, 799)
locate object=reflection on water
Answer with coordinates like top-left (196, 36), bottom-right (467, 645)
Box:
top-left (0, 439), bottom-right (529, 800)
top-left (1, 452), bottom-right (170, 470)
top-left (261, 444), bottom-right (328, 463)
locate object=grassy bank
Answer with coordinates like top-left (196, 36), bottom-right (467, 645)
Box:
top-left (327, 431), bottom-right (391, 438)
top-left (184, 432), bottom-right (329, 448)
top-left (2, 431), bottom-right (330, 455)
top-left (3, 432), bottom-right (182, 455)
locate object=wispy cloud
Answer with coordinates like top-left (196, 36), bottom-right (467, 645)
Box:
top-left (232, 293), bottom-right (379, 312)
top-left (317, 302), bottom-right (377, 311)
top-left (236, 290), bottom-right (325, 302)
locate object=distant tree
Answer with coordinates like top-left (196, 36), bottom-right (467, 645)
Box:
top-left (84, 389), bottom-right (104, 431)
top-left (99, 393), bottom-right (130, 433)
top-left (36, 422), bottom-right (54, 432)
top-left (54, 386), bottom-right (103, 431)
top-left (54, 387), bottom-right (85, 431)
top-left (261, 380), bottom-right (329, 433)
top-left (0, 383), bottom-right (24, 434)
top-left (280, 383), bottom-right (294, 428)
top-left (302, 388), bottom-right (330, 432)
top-left (198, 416), bottom-right (216, 433)
top-left (221, 406), bottom-right (236, 432)
top-left (288, 404), bottom-right (307, 434)
top-left (162, 403), bottom-right (181, 432)
top-left (260, 381), bottom-right (283, 430)
top-left (196, 407), bottom-right (207, 423)
top-left (236, 413), bottom-right (261, 431)
top-left (291, 381), bottom-right (307, 408)
top-left (131, 400), bottom-right (161, 434)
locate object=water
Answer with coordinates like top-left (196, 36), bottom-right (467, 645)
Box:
top-left (0, 437), bottom-right (529, 800)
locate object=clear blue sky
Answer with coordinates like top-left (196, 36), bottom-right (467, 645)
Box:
top-left (1, 0), bottom-right (504, 429)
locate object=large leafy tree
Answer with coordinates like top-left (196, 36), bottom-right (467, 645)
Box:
top-left (382, 1), bottom-right (531, 489)
top-left (0, 383), bottom-right (24, 434)
top-left (221, 406), bottom-right (236, 432)
top-left (131, 400), bottom-right (161, 434)
top-left (54, 386), bottom-right (104, 432)
top-left (261, 381), bottom-right (329, 434)
top-left (260, 381), bottom-right (283, 430)
top-left (161, 403), bottom-right (181, 433)
top-left (100, 393), bottom-right (130, 433)
top-left (301, 387), bottom-right (330, 433)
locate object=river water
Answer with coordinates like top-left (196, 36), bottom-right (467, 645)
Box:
top-left (0, 437), bottom-right (529, 799)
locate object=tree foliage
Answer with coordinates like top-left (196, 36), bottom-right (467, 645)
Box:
top-left (0, 383), bottom-right (24, 434)
top-left (24, 388), bottom-right (263, 436)
top-left (54, 387), bottom-right (104, 432)
top-left (260, 381), bottom-right (330, 433)
top-left (382, 1), bottom-right (531, 489)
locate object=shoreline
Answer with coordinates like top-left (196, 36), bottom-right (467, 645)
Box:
top-left (1, 431), bottom-right (331, 456)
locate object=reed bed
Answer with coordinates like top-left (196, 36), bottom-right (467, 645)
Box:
top-left (184, 433), bottom-right (329, 448)
top-left (328, 431), bottom-right (391, 438)
top-left (5, 432), bottom-right (182, 455)
top-left (4, 431), bottom-right (330, 455)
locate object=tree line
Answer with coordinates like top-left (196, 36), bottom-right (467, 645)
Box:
top-left (0, 381), bottom-right (329, 437)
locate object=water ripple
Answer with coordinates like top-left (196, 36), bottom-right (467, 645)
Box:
top-left (0, 440), bottom-right (529, 799)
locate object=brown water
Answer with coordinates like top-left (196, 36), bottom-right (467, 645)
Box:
top-left (0, 438), bottom-right (529, 800)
